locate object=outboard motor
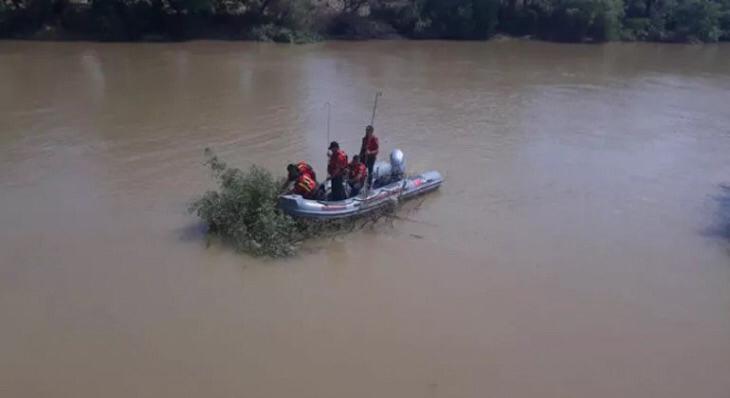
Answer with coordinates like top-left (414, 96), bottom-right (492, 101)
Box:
top-left (371, 149), bottom-right (407, 188)
top-left (390, 149), bottom-right (406, 179)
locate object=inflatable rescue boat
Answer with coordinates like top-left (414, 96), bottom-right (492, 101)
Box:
top-left (277, 149), bottom-right (443, 219)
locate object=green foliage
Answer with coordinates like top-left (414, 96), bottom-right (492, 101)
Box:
top-left (0, 2), bottom-right (8, 31)
top-left (369, 0), bottom-right (422, 33)
top-left (721, 6), bottom-right (730, 39)
top-left (250, 23), bottom-right (319, 43)
top-left (272, 0), bottom-right (317, 32)
top-left (1, 0), bottom-right (320, 41)
top-left (2, 0), bottom-right (730, 42)
top-left (561, 0), bottom-right (622, 41)
top-left (189, 150), bottom-right (395, 257)
top-left (668, 0), bottom-right (722, 42)
top-left (550, 0), bottom-right (599, 40)
top-left (0, 0), bottom-right (53, 36)
top-left (621, 0), bottom-right (727, 41)
top-left (621, 17), bottom-right (652, 39)
top-left (166, 0), bottom-right (214, 14)
top-left (413, 0), bottom-right (500, 39)
top-left (592, 0), bottom-right (624, 40)
top-left (89, 0), bottom-right (142, 40)
top-left (473, 0), bottom-right (501, 38)
top-left (189, 149), bottom-right (299, 257)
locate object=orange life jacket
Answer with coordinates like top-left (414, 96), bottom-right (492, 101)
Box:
top-left (296, 161), bottom-right (316, 181)
top-left (360, 135), bottom-right (379, 158)
top-left (348, 162), bottom-right (367, 184)
top-left (328, 149), bottom-right (348, 177)
top-left (293, 173), bottom-right (317, 198)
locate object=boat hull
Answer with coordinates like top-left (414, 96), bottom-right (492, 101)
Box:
top-left (277, 171), bottom-right (443, 219)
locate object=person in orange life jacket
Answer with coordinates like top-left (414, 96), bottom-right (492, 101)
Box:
top-left (282, 162), bottom-right (317, 192)
top-left (347, 155), bottom-right (368, 197)
top-left (327, 141), bottom-right (348, 201)
top-left (294, 161), bottom-right (316, 181)
top-left (359, 125), bottom-right (379, 186)
top-left (287, 167), bottom-right (317, 199)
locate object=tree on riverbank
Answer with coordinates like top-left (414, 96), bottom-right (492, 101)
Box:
top-left (1, 0), bottom-right (729, 42)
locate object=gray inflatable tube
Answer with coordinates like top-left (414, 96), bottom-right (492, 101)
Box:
top-left (277, 170), bottom-right (443, 220)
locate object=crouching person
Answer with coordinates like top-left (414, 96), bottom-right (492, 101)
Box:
top-left (286, 165), bottom-right (318, 199)
top-left (348, 155), bottom-right (368, 197)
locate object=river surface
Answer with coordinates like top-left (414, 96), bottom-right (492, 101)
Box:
top-left (1, 40), bottom-right (730, 398)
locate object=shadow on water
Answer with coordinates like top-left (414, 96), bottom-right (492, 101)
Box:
top-left (179, 222), bottom-right (209, 243)
top-left (706, 184), bottom-right (730, 243)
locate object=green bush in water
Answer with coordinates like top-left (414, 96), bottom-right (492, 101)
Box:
top-left (189, 149), bottom-right (394, 257)
top-left (189, 149), bottom-right (300, 257)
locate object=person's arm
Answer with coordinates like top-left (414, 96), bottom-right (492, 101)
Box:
top-left (281, 178), bottom-right (292, 192)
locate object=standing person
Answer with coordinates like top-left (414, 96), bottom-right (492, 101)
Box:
top-left (327, 141), bottom-right (348, 201)
top-left (359, 125), bottom-right (379, 186)
top-left (347, 155), bottom-right (368, 197)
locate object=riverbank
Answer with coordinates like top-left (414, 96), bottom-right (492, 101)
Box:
top-left (0, 18), bottom-right (402, 43)
top-left (5, 23), bottom-right (728, 45)
top-left (2, 0), bottom-right (729, 44)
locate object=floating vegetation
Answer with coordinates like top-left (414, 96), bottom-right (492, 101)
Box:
top-left (189, 149), bottom-right (394, 257)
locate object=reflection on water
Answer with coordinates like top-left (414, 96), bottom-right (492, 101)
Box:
top-left (707, 184), bottom-right (730, 242)
top-left (1, 40), bottom-right (730, 398)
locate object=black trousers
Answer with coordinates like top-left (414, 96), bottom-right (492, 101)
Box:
top-left (330, 175), bottom-right (346, 201)
top-left (365, 155), bottom-right (376, 185)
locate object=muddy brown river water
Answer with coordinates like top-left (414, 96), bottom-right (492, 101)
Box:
top-left (1, 40), bottom-right (730, 398)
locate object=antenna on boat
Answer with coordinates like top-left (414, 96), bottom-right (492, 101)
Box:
top-left (370, 91), bottom-right (382, 126)
top-left (325, 102), bottom-right (331, 144)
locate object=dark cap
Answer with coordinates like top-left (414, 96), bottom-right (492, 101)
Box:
top-left (328, 141), bottom-right (339, 150)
